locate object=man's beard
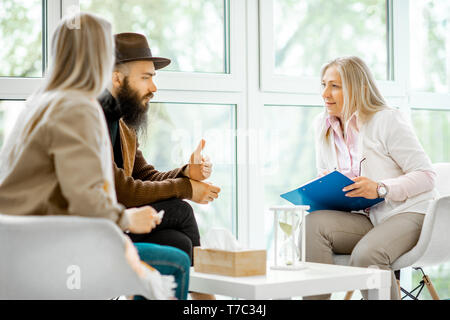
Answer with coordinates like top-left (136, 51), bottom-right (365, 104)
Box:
top-left (116, 77), bottom-right (151, 136)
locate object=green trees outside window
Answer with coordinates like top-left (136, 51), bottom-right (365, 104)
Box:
top-left (0, 0), bottom-right (43, 77)
top-left (80, 0), bottom-right (226, 73)
top-left (139, 103), bottom-right (236, 237)
top-left (274, 0), bottom-right (387, 79)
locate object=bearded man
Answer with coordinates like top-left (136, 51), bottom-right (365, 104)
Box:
top-left (98, 33), bottom-right (220, 274)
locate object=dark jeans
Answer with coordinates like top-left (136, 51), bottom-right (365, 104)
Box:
top-left (128, 198), bottom-right (201, 265)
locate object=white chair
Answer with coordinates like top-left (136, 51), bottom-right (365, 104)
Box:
top-left (334, 163), bottom-right (450, 300)
top-left (0, 214), bottom-right (150, 300)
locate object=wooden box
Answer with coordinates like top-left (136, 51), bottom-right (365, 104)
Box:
top-left (193, 247), bottom-right (267, 277)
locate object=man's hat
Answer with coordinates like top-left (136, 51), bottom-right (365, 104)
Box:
top-left (114, 32), bottom-right (171, 70)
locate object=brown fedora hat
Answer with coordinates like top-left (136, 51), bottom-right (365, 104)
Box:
top-left (114, 32), bottom-right (171, 70)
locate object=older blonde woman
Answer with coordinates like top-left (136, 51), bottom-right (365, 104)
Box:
top-left (305, 56), bottom-right (438, 300)
top-left (0, 13), bottom-right (189, 300)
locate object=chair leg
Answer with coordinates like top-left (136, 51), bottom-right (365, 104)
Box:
top-left (396, 279), bottom-right (402, 299)
top-left (423, 275), bottom-right (440, 300)
top-left (344, 291), bottom-right (354, 300)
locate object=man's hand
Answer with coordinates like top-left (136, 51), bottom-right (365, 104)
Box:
top-left (125, 206), bottom-right (161, 234)
top-left (187, 139), bottom-right (212, 181)
top-left (342, 176), bottom-right (378, 199)
top-left (190, 179), bottom-right (221, 204)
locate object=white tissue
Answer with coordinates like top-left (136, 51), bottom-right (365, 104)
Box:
top-left (141, 268), bottom-right (177, 300)
top-left (202, 228), bottom-right (243, 251)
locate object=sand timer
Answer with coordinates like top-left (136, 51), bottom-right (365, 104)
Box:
top-left (269, 205), bottom-right (309, 270)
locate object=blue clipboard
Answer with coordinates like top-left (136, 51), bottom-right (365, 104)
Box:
top-left (280, 171), bottom-right (384, 212)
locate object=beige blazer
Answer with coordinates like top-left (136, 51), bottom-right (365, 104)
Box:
top-left (0, 90), bottom-right (126, 226)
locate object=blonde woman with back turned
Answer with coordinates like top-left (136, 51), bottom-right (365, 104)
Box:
top-left (0, 13), bottom-right (187, 300)
top-left (304, 56), bottom-right (438, 300)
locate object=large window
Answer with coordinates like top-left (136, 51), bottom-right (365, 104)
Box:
top-left (261, 105), bottom-right (322, 250)
top-left (80, 0), bottom-right (236, 236)
top-left (410, 0), bottom-right (450, 93)
top-left (0, 0), bottom-right (43, 78)
top-left (412, 109), bottom-right (450, 162)
top-left (274, 0), bottom-right (388, 80)
top-left (140, 103), bottom-right (237, 237)
top-left (410, 0), bottom-right (450, 297)
top-left (412, 108), bottom-right (450, 300)
top-left (80, 0), bottom-right (228, 73)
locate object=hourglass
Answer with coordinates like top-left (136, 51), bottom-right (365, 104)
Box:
top-left (270, 205), bottom-right (309, 270)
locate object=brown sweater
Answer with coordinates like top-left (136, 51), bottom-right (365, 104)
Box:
top-left (113, 119), bottom-right (193, 208)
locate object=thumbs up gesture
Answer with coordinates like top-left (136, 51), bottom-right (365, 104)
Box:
top-left (188, 139), bottom-right (212, 181)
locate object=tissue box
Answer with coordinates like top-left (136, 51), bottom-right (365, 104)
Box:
top-left (193, 247), bottom-right (267, 277)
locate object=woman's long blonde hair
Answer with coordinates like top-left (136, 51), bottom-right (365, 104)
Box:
top-left (321, 56), bottom-right (387, 126)
top-left (41, 12), bottom-right (114, 97)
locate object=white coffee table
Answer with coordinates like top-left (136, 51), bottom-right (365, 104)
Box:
top-left (190, 262), bottom-right (391, 300)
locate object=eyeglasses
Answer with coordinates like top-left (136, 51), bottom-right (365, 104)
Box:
top-left (359, 157), bottom-right (367, 176)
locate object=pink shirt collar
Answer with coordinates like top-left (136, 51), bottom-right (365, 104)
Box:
top-left (325, 113), bottom-right (361, 136)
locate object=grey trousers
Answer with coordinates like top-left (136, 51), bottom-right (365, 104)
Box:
top-left (301, 210), bottom-right (424, 300)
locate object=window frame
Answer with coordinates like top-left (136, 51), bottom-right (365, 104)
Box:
top-left (75, 0), bottom-right (246, 92)
top-left (153, 0), bottom-right (246, 92)
top-left (256, 0), bottom-right (448, 295)
top-left (0, 0), bottom-right (245, 240)
top-left (406, 0), bottom-right (450, 109)
top-left (0, 0), bottom-right (61, 99)
top-left (259, 0), bottom-right (407, 98)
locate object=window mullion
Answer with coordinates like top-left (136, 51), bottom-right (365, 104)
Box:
top-left (386, 0), bottom-right (394, 81)
top-left (45, 0), bottom-right (63, 74)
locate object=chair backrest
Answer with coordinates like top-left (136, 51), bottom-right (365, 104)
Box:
top-left (0, 214), bottom-right (145, 300)
top-left (392, 163), bottom-right (450, 269)
top-left (433, 163), bottom-right (450, 196)
top-left (335, 163), bottom-right (450, 269)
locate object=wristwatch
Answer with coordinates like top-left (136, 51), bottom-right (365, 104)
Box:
top-left (377, 182), bottom-right (388, 198)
